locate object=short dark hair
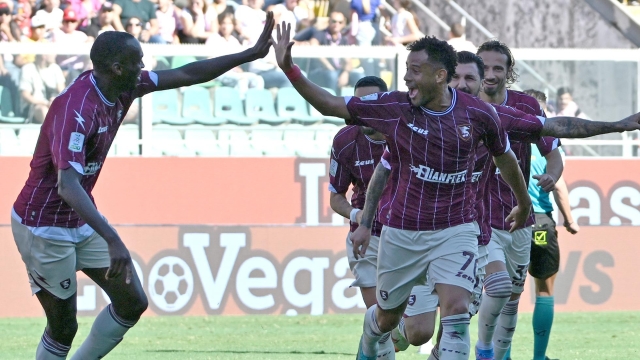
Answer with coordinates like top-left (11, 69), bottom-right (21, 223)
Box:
top-left (456, 51), bottom-right (484, 79)
top-left (477, 39), bottom-right (518, 85)
top-left (556, 87), bottom-right (572, 98)
top-left (523, 89), bottom-right (547, 103)
top-left (406, 36), bottom-right (457, 83)
top-left (90, 31), bottom-right (137, 73)
top-left (450, 23), bottom-right (465, 38)
top-left (354, 76), bottom-right (388, 92)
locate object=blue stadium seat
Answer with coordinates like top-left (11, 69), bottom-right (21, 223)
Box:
top-left (0, 86), bottom-right (26, 124)
top-left (245, 88), bottom-right (289, 125)
top-left (277, 87), bottom-right (322, 125)
top-left (152, 89), bottom-right (191, 125)
top-left (182, 87), bottom-right (225, 125)
top-left (214, 87), bottom-right (255, 125)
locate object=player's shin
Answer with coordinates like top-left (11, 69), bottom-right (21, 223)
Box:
top-left (360, 305), bottom-right (383, 358)
top-left (438, 314), bottom-right (471, 360)
top-left (70, 304), bottom-right (137, 359)
top-left (377, 332), bottom-right (395, 359)
top-left (493, 298), bottom-right (520, 360)
top-left (476, 271), bottom-right (511, 348)
top-left (37, 331), bottom-right (71, 359)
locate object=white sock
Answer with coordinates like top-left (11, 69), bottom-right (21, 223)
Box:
top-left (37, 331), bottom-right (70, 359)
top-left (493, 299), bottom-right (520, 360)
top-left (361, 305), bottom-right (383, 357)
top-left (70, 304), bottom-right (136, 360)
top-left (476, 271), bottom-right (511, 349)
top-left (439, 314), bottom-right (470, 360)
top-left (378, 332), bottom-right (395, 359)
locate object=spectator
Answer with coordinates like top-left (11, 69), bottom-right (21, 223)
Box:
top-left (52, 8), bottom-right (89, 82)
top-left (34, 0), bottom-right (63, 33)
top-left (14, 0), bottom-right (33, 36)
top-left (447, 22), bottom-right (476, 52)
top-left (211, 0), bottom-right (237, 17)
top-left (177, 0), bottom-right (217, 43)
top-left (80, 1), bottom-right (117, 40)
top-left (113, 0), bottom-right (164, 43)
top-left (20, 14), bottom-right (48, 65)
top-left (308, 11), bottom-right (364, 92)
top-left (234, 0), bottom-right (266, 45)
top-left (205, 12), bottom-right (264, 98)
top-left (68, 0), bottom-right (103, 28)
top-left (555, 87), bottom-right (590, 119)
top-left (350, 0), bottom-right (380, 46)
top-left (269, 0), bottom-right (309, 36)
top-left (0, 2), bottom-right (20, 42)
top-left (384, 0), bottom-right (422, 46)
top-left (156, 0), bottom-right (180, 43)
top-left (19, 53), bottom-right (65, 123)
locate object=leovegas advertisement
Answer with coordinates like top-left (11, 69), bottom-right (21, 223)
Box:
top-left (0, 157), bottom-right (639, 317)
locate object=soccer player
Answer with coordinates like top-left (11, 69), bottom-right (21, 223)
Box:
top-left (274, 23), bottom-right (532, 360)
top-left (10, 14), bottom-right (275, 360)
top-left (476, 40), bottom-right (555, 360)
top-left (329, 75), bottom-right (394, 359)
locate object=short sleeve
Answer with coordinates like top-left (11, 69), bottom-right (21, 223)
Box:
top-left (478, 103), bottom-right (510, 157)
top-left (329, 145), bottom-right (353, 194)
top-left (535, 136), bottom-right (560, 157)
top-left (19, 64), bottom-right (36, 93)
top-left (380, 147), bottom-right (391, 170)
top-left (131, 70), bottom-right (159, 99)
top-left (48, 95), bottom-right (96, 172)
top-left (345, 91), bottom-right (403, 136)
top-left (496, 105), bottom-right (545, 143)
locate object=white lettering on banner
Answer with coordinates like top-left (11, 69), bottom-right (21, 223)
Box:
top-left (570, 187), bottom-right (601, 225)
top-left (236, 257), bottom-right (278, 310)
top-left (411, 164), bottom-right (467, 184)
top-left (299, 163), bottom-right (326, 225)
top-left (184, 233), bottom-right (245, 310)
top-left (609, 187), bottom-right (640, 225)
top-left (332, 257), bottom-right (365, 310)
top-left (282, 257), bottom-right (329, 315)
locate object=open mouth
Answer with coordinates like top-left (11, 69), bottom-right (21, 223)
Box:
top-left (408, 87), bottom-right (419, 99)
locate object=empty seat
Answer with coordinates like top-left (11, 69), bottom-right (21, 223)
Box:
top-left (113, 125), bottom-right (140, 156)
top-left (184, 127), bottom-right (228, 156)
top-left (17, 126), bottom-right (41, 155)
top-left (0, 127), bottom-right (20, 155)
top-left (251, 125), bottom-right (292, 156)
top-left (0, 86), bottom-right (26, 124)
top-left (214, 87), bottom-right (255, 125)
top-left (277, 87), bottom-right (322, 125)
top-left (245, 88), bottom-right (289, 125)
top-left (151, 126), bottom-right (195, 156)
top-left (182, 87), bottom-right (225, 125)
top-left (282, 124), bottom-right (326, 157)
top-left (152, 90), bottom-right (190, 125)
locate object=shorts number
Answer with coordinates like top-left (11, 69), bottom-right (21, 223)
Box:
top-left (461, 251), bottom-right (475, 271)
top-left (515, 265), bottom-right (526, 280)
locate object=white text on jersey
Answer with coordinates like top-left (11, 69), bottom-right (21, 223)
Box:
top-left (355, 159), bottom-right (374, 166)
top-left (411, 165), bottom-right (467, 184)
top-left (407, 123), bottom-right (428, 135)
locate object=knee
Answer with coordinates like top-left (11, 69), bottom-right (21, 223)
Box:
top-left (441, 300), bottom-right (469, 317)
top-left (116, 291), bottom-right (148, 321)
top-left (406, 326), bottom-right (434, 346)
top-left (131, 292), bottom-right (149, 318)
top-left (484, 271), bottom-right (512, 298)
top-left (376, 308), bottom-right (403, 333)
top-left (49, 317), bottom-right (78, 343)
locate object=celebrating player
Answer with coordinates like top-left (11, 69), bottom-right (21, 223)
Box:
top-left (328, 75), bottom-right (394, 359)
top-left (274, 22), bottom-right (532, 360)
top-left (10, 13), bottom-right (275, 360)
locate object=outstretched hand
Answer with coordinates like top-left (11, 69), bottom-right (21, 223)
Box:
top-left (617, 112), bottom-right (640, 132)
top-left (250, 11), bottom-right (275, 60)
top-left (272, 21), bottom-right (295, 72)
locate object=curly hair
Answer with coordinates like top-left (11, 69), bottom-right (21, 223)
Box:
top-left (477, 40), bottom-right (519, 85)
top-left (406, 36), bottom-right (457, 83)
top-left (456, 51), bottom-right (484, 79)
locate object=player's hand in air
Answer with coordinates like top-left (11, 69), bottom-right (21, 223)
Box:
top-left (533, 173), bottom-right (556, 192)
top-left (273, 21), bottom-right (294, 72)
top-left (505, 204), bottom-right (531, 232)
top-left (106, 238), bottom-right (133, 284)
top-left (615, 111), bottom-right (640, 132)
top-left (249, 11), bottom-right (275, 60)
top-left (564, 221), bottom-right (580, 234)
top-left (351, 225), bottom-right (371, 260)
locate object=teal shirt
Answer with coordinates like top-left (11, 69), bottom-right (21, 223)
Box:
top-left (528, 145), bottom-right (564, 213)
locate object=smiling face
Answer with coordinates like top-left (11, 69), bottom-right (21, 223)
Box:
top-left (478, 50), bottom-right (508, 97)
top-left (403, 50), bottom-right (444, 107)
top-left (449, 62), bottom-right (482, 97)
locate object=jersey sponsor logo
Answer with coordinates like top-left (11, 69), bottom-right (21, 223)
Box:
top-left (534, 230), bottom-right (548, 245)
top-left (379, 290), bottom-right (389, 301)
top-left (84, 162), bottom-right (102, 175)
top-left (73, 110), bottom-right (86, 130)
top-left (410, 165), bottom-right (467, 184)
top-left (407, 122), bottom-right (428, 135)
top-left (329, 159), bottom-right (338, 176)
top-left (471, 171), bottom-right (483, 183)
top-left (98, 126), bottom-right (108, 133)
top-left (359, 93), bottom-right (378, 101)
top-left (354, 159), bottom-right (374, 167)
top-left (60, 278), bottom-right (71, 289)
top-left (68, 132), bottom-right (85, 152)
top-left (457, 124), bottom-right (472, 141)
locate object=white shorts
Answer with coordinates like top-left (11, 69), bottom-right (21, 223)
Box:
top-left (11, 217), bottom-right (111, 300)
top-left (404, 284), bottom-right (439, 317)
top-left (469, 244), bottom-right (489, 316)
top-left (486, 227), bottom-right (532, 294)
top-left (376, 223), bottom-right (479, 310)
top-left (346, 232), bottom-right (380, 288)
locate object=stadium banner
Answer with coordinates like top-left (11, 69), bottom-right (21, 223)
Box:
top-left (0, 157), bottom-right (639, 317)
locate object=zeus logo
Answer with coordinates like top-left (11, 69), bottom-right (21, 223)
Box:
top-left (354, 160), bottom-right (374, 166)
top-left (410, 165), bottom-right (467, 184)
top-left (407, 123), bottom-right (428, 135)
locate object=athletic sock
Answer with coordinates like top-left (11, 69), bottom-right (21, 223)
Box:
top-left (361, 305), bottom-right (382, 357)
top-left (37, 330), bottom-right (70, 359)
top-left (398, 317), bottom-right (408, 340)
top-left (532, 296), bottom-right (554, 360)
top-left (70, 304), bottom-right (137, 360)
top-left (504, 346), bottom-right (511, 359)
top-left (427, 343), bottom-right (440, 360)
top-left (439, 314), bottom-right (470, 360)
top-left (378, 332), bottom-right (395, 359)
top-left (493, 299), bottom-right (520, 360)
top-left (476, 271), bottom-right (511, 349)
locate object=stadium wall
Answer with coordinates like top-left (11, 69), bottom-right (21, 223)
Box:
top-left (0, 157), bottom-right (639, 317)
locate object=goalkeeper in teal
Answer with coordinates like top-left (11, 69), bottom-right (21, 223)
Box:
top-left (505, 90), bottom-right (580, 360)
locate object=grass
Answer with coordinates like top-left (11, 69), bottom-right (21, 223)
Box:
top-left (0, 312), bottom-right (639, 359)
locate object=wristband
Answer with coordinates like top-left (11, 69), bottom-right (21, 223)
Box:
top-left (284, 65), bottom-right (302, 82)
top-left (350, 208), bottom-right (360, 223)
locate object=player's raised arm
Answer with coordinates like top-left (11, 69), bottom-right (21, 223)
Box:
top-left (153, 12), bottom-right (275, 91)
top-left (541, 112), bottom-right (640, 138)
top-left (273, 21), bottom-right (351, 120)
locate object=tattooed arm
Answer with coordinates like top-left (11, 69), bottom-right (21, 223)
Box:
top-left (541, 113), bottom-right (640, 138)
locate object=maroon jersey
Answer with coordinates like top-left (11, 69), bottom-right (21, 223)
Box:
top-left (487, 90), bottom-right (559, 231)
top-left (345, 89), bottom-right (510, 231)
top-left (329, 125), bottom-right (386, 236)
top-left (14, 70), bottom-right (158, 229)
top-left (474, 104), bottom-right (559, 245)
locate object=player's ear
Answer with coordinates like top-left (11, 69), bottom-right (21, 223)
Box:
top-left (111, 62), bottom-right (123, 76)
top-left (435, 68), bottom-right (448, 84)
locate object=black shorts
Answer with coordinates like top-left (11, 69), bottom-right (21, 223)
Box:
top-left (528, 212), bottom-right (560, 279)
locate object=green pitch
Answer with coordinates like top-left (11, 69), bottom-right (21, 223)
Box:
top-left (0, 312), bottom-right (638, 359)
